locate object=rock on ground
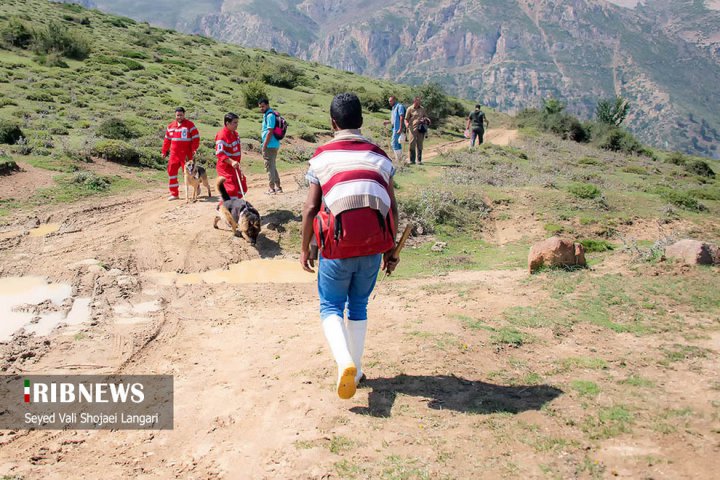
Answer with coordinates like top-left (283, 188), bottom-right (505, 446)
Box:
top-left (528, 236), bottom-right (586, 273)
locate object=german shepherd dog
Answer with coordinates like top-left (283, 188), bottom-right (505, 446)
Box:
top-left (184, 160), bottom-right (212, 202)
top-left (213, 177), bottom-right (261, 244)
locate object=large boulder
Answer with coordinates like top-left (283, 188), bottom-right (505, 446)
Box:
top-left (529, 236), bottom-right (587, 273)
top-left (665, 239), bottom-right (719, 265)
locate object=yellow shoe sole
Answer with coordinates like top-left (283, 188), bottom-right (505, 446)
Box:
top-left (337, 365), bottom-right (357, 400)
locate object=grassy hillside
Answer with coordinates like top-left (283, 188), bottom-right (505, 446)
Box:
top-left (0, 0), bottom-right (476, 216)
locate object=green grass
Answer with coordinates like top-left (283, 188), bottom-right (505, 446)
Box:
top-left (571, 380), bottom-right (600, 397)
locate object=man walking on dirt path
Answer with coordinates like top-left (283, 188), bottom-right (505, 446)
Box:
top-left (405, 96), bottom-right (431, 165)
top-left (467, 104), bottom-right (490, 148)
top-left (301, 93), bottom-right (400, 400)
top-left (162, 107), bottom-right (199, 200)
top-left (258, 98), bottom-right (282, 195)
top-left (215, 113), bottom-right (246, 200)
top-left (384, 95), bottom-right (405, 165)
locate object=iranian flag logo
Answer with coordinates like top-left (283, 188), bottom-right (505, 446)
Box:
top-left (24, 379), bottom-right (30, 403)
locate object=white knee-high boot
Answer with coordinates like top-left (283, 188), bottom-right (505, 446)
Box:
top-left (346, 320), bottom-right (367, 385)
top-left (321, 314), bottom-right (357, 399)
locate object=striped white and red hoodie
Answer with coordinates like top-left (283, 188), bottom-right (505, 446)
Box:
top-left (306, 130), bottom-right (395, 217)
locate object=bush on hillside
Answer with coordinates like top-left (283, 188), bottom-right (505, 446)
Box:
top-left (516, 108), bottom-right (590, 143)
top-left (596, 96), bottom-right (630, 126)
top-left (595, 125), bottom-right (647, 156)
top-left (665, 152), bottom-right (687, 165)
top-left (568, 182), bottom-right (601, 199)
top-left (400, 190), bottom-right (490, 234)
top-left (0, 121), bottom-right (23, 144)
top-left (258, 63), bottom-right (304, 89)
top-left (1, 17), bottom-right (33, 49)
top-left (92, 140), bottom-right (140, 164)
top-left (659, 189), bottom-right (707, 212)
top-left (361, 92), bottom-right (386, 112)
top-left (0, 152), bottom-right (19, 175)
top-left (97, 118), bottom-right (139, 140)
top-left (242, 80), bottom-right (268, 109)
top-left (72, 171), bottom-right (111, 191)
top-left (685, 159), bottom-right (715, 178)
top-left (35, 53), bottom-right (69, 68)
top-left (412, 82), bottom-right (456, 125)
top-left (33, 21), bottom-right (91, 60)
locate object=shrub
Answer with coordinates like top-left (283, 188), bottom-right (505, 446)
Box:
top-left (280, 145), bottom-right (313, 164)
top-left (258, 63), bottom-right (304, 89)
top-left (1, 17), bottom-right (33, 49)
top-left (685, 159), bottom-right (715, 178)
top-left (298, 130), bottom-right (317, 142)
top-left (658, 189), bottom-right (707, 212)
top-left (33, 21), bottom-right (91, 60)
top-left (595, 126), bottom-right (646, 155)
top-left (97, 118), bottom-right (139, 140)
top-left (241, 80), bottom-right (268, 109)
top-left (361, 92), bottom-right (386, 112)
top-left (665, 152), bottom-right (687, 165)
top-left (580, 239), bottom-right (615, 252)
top-left (413, 82), bottom-right (455, 125)
top-left (400, 190), bottom-right (490, 233)
top-left (0, 121), bottom-right (23, 144)
top-left (92, 140), bottom-right (140, 164)
top-left (0, 152), bottom-right (19, 175)
top-left (596, 96), bottom-right (630, 126)
top-left (516, 107), bottom-right (589, 142)
top-left (568, 182), bottom-right (601, 199)
top-left (35, 53), bottom-right (69, 68)
top-left (72, 171), bottom-right (111, 191)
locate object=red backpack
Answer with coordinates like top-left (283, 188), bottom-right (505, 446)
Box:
top-left (314, 206), bottom-right (395, 259)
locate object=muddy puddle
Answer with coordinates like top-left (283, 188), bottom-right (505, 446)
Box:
top-left (146, 258), bottom-right (316, 286)
top-left (28, 223), bottom-right (61, 237)
top-left (0, 276), bottom-right (92, 341)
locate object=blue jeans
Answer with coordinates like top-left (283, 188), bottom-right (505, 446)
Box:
top-left (318, 254), bottom-right (382, 321)
top-left (391, 131), bottom-right (401, 151)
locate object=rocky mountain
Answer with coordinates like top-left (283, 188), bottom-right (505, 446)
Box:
top-left (73, 0), bottom-right (720, 158)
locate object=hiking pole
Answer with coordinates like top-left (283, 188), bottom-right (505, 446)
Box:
top-left (234, 164), bottom-right (246, 198)
top-left (372, 224), bottom-right (413, 300)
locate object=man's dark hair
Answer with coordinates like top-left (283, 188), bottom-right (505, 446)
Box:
top-left (175, 107), bottom-right (186, 113)
top-left (224, 112), bottom-right (239, 125)
top-left (258, 98), bottom-right (269, 106)
top-left (475, 104), bottom-right (482, 109)
top-left (330, 93), bottom-right (363, 130)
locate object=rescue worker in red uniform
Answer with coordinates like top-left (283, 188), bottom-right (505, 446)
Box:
top-left (215, 112), bottom-right (247, 200)
top-left (162, 107), bottom-right (200, 200)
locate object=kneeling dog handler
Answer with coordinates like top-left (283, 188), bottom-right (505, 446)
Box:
top-left (301, 93), bottom-right (401, 400)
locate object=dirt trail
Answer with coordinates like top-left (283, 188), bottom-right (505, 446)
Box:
top-left (2, 131), bottom-right (714, 479)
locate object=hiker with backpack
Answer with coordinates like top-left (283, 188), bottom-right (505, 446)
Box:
top-left (258, 98), bottom-right (286, 194)
top-left (300, 93), bottom-right (399, 400)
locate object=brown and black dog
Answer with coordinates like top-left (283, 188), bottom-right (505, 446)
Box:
top-left (213, 177), bottom-right (261, 244)
top-left (184, 160), bottom-right (212, 203)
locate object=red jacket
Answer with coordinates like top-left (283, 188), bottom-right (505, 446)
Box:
top-left (162, 120), bottom-right (200, 161)
top-left (215, 127), bottom-right (242, 164)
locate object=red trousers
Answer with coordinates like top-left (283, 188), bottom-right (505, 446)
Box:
top-left (216, 161), bottom-right (247, 199)
top-left (167, 157), bottom-right (185, 197)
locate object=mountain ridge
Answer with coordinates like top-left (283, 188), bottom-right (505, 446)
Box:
top-left (62, 0), bottom-right (720, 158)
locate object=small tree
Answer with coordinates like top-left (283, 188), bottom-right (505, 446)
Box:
top-left (413, 82), bottom-right (451, 125)
top-left (1, 17), bottom-right (33, 49)
top-left (596, 96), bottom-right (630, 126)
top-left (242, 80), bottom-right (268, 109)
top-left (542, 98), bottom-right (565, 115)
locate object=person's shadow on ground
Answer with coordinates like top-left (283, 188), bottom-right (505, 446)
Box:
top-left (350, 374), bottom-right (563, 417)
